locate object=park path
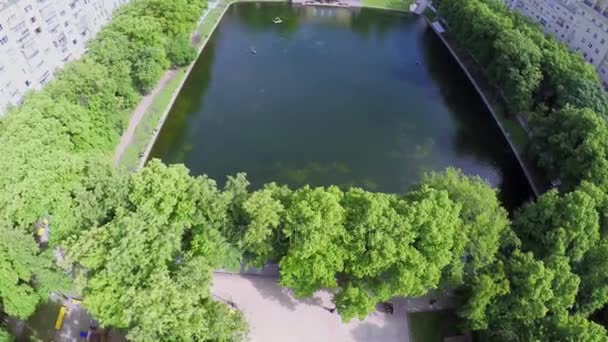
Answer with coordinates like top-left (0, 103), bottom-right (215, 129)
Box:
top-left (113, 69), bottom-right (177, 165)
top-left (211, 273), bottom-right (456, 342)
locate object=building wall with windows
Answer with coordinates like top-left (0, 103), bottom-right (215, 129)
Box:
top-left (505, 0), bottom-right (608, 87)
top-left (0, 0), bottom-right (129, 115)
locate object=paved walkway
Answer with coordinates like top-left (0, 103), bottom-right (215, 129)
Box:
top-left (212, 273), bottom-right (456, 342)
top-left (113, 69), bottom-right (177, 165)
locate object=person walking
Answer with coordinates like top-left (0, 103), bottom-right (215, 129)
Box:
top-left (323, 306), bottom-right (336, 313)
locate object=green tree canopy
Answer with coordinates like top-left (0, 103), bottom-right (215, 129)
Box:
top-left (66, 161), bottom-right (246, 341)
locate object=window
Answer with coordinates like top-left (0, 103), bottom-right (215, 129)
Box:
top-left (602, 39), bottom-right (606, 44)
top-left (593, 18), bottom-right (597, 23)
top-left (24, 5), bottom-right (32, 12)
top-left (64, 21), bottom-right (69, 27)
top-left (596, 48), bottom-right (600, 54)
top-left (587, 27), bottom-right (592, 32)
top-left (35, 27), bottom-right (41, 34)
top-left (30, 17), bottom-right (35, 23)
top-left (594, 33), bottom-right (599, 38)
top-left (590, 57), bottom-right (595, 63)
top-left (589, 42), bottom-right (594, 48)
top-left (602, 68), bottom-right (606, 74)
top-left (584, 52), bottom-right (588, 57)
top-left (0, 24), bottom-right (3, 31)
top-left (25, 80), bottom-right (30, 86)
top-left (582, 38), bottom-right (587, 43)
top-left (0, 36), bottom-right (7, 45)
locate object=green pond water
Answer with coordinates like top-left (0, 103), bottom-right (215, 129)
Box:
top-left (150, 2), bottom-right (533, 209)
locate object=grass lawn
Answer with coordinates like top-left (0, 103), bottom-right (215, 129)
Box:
top-left (408, 310), bottom-right (464, 342)
top-left (362, 0), bottom-right (412, 11)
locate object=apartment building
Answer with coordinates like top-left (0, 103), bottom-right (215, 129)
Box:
top-left (0, 0), bottom-right (128, 115)
top-left (505, 0), bottom-right (608, 87)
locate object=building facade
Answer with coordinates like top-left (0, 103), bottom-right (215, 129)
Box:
top-left (0, 0), bottom-right (128, 115)
top-left (505, 0), bottom-right (608, 87)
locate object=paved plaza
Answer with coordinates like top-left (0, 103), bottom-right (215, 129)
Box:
top-left (212, 273), bottom-right (412, 342)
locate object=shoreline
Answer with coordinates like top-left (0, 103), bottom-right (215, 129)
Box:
top-left (425, 17), bottom-right (543, 197)
top-left (135, 0), bottom-right (235, 170)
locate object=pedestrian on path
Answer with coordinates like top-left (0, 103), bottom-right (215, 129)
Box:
top-left (323, 306), bottom-right (336, 313)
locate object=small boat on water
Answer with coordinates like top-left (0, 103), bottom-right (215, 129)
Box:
top-left (273, 17), bottom-right (283, 24)
top-left (250, 47), bottom-right (257, 54)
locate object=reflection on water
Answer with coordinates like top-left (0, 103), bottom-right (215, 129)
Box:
top-left (150, 3), bottom-right (532, 210)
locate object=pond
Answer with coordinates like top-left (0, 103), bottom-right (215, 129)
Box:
top-left (150, 2), bottom-right (533, 209)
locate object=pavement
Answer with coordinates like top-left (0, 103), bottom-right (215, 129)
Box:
top-left (113, 69), bottom-right (178, 166)
top-left (211, 273), bottom-right (456, 342)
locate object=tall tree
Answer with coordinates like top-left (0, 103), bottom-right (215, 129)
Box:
top-left (513, 189), bottom-right (600, 263)
top-left (420, 169), bottom-right (510, 284)
top-left (279, 186), bottom-right (346, 297)
top-left (0, 221), bottom-right (69, 319)
top-left (66, 161), bottom-right (246, 341)
top-left (529, 106), bottom-right (608, 188)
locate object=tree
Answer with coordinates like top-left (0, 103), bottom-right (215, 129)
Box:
top-left (0, 328), bottom-right (11, 342)
top-left (458, 266), bottom-right (508, 330)
top-left (334, 186), bottom-right (462, 321)
top-left (279, 186), bottom-right (346, 297)
top-left (66, 160), bottom-right (246, 341)
top-left (101, 15), bottom-right (170, 93)
top-left (490, 28), bottom-right (542, 112)
top-left (421, 169), bottom-right (510, 284)
top-left (555, 77), bottom-right (608, 117)
top-left (0, 221), bottom-right (69, 319)
top-left (124, 0), bottom-right (206, 38)
top-left (333, 285), bottom-right (376, 322)
top-left (239, 187), bottom-right (285, 266)
top-left (539, 314), bottom-right (608, 342)
top-left (46, 58), bottom-right (134, 148)
top-left (574, 240), bottom-right (608, 315)
top-left (529, 106), bottom-right (608, 188)
top-left (166, 32), bottom-right (197, 67)
top-left (513, 189), bottom-right (600, 263)
top-left (544, 256), bottom-right (580, 314)
top-left (460, 250), bottom-right (556, 339)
